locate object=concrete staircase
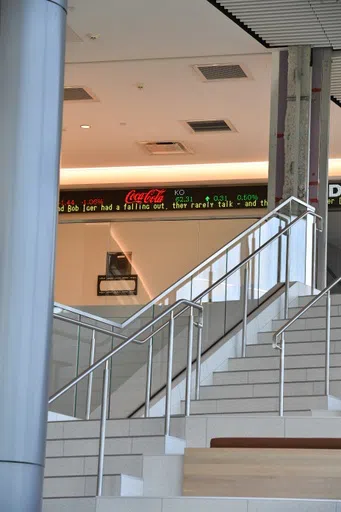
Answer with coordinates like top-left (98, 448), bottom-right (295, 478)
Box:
top-left (183, 293), bottom-right (341, 416)
top-left (44, 293), bottom-right (341, 511)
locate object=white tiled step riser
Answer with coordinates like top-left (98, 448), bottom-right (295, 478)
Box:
top-left (272, 316), bottom-right (341, 331)
top-left (43, 496), bottom-right (341, 512)
top-left (288, 304), bottom-right (341, 318)
top-left (46, 436), bottom-right (185, 458)
top-left (228, 353), bottom-right (341, 371)
top-left (181, 396), bottom-right (341, 415)
top-left (247, 341), bottom-right (341, 357)
top-left (47, 418), bottom-right (186, 441)
top-left (298, 294), bottom-right (341, 307)
top-left (43, 474), bottom-right (143, 498)
top-left (200, 380), bottom-right (341, 399)
top-left (258, 328), bottom-right (341, 343)
top-left (214, 366), bottom-right (341, 385)
top-left (45, 455), bottom-right (143, 478)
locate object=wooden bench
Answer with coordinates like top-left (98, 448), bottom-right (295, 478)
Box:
top-left (183, 438), bottom-right (341, 499)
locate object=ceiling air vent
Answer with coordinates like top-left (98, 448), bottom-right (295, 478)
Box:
top-left (64, 87), bottom-right (96, 102)
top-left (187, 119), bottom-right (232, 133)
top-left (194, 64), bottom-right (248, 81)
top-left (139, 141), bottom-right (192, 155)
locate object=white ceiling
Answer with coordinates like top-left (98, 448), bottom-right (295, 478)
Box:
top-left (61, 0), bottom-right (341, 172)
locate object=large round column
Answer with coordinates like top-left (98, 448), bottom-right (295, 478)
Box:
top-left (0, 0), bottom-right (66, 510)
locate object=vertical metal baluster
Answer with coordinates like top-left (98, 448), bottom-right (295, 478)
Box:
top-left (279, 333), bottom-right (285, 417)
top-left (85, 329), bottom-right (96, 420)
top-left (185, 307), bottom-right (194, 416)
top-left (164, 311), bottom-right (175, 436)
top-left (195, 305), bottom-right (203, 401)
top-left (73, 314), bottom-right (81, 417)
top-left (107, 326), bottom-right (115, 420)
top-left (241, 263), bottom-right (249, 358)
top-left (145, 332), bottom-right (153, 418)
top-left (312, 219), bottom-right (317, 292)
top-left (284, 230), bottom-right (291, 319)
top-left (97, 360), bottom-right (109, 497)
top-left (325, 291), bottom-right (331, 396)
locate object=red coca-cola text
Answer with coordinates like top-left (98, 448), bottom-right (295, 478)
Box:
top-left (125, 189), bottom-right (166, 204)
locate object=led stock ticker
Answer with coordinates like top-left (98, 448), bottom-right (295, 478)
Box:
top-left (58, 183), bottom-right (341, 215)
top-left (58, 185), bottom-right (269, 214)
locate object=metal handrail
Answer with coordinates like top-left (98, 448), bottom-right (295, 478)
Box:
top-left (49, 204), bottom-right (322, 403)
top-left (50, 197), bottom-right (320, 497)
top-left (52, 298), bottom-right (203, 497)
top-left (49, 298), bottom-right (203, 405)
top-left (128, 207), bottom-right (322, 417)
top-left (53, 196), bottom-right (315, 333)
top-left (273, 276), bottom-right (341, 416)
top-left (51, 206), bottom-right (321, 419)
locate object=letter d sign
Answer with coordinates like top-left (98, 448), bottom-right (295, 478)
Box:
top-left (329, 184), bottom-right (341, 198)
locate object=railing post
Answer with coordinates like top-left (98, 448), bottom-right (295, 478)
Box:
top-left (145, 335), bottom-right (153, 418)
top-left (165, 311), bottom-right (175, 436)
top-left (284, 230), bottom-right (291, 319)
top-left (325, 291), bottom-right (331, 396)
top-left (312, 218), bottom-right (317, 292)
top-left (195, 306), bottom-right (203, 401)
top-left (85, 329), bottom-right (96, 420)
top-left (242, 263), bottom-right (249, 357)
top-left (73, 314), bottom-right (81, 417)
top-left (279, 333), bottom-right (285, 417)
top-left (97, 360), bottom-right (110, 497)
top-left (185, 307), bottom-right (194, 416)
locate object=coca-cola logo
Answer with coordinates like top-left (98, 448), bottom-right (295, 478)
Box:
top-left (125, 188), bottom-right (166, 204)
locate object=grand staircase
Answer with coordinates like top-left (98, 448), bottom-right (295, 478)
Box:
top-left (44, 292), bottom-right (341, 511)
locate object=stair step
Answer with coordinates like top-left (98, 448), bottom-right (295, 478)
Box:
top-left (181, 395), bottom-right (341, 415)
top-left (272, 316), bottom-right (341, 331)
top-left (45, 454), bottom-right (143, 478)
top-left (47, 417), bottom-right (186, 441)
top-left (43, 473), bottom-right (143, 498)
top-left (288, 304), bottom-right (341, 318)
top-left (258, 328), bottom-right (341, 343)
top-left (43, 496), bottom-right (341, 511)
top-left (46, 435), bottom-right (185, 458)
top-left (298, 294), bottom-right (341, 307)
top-left (213, 366), bottom-right (341, 386)
top-left (200, 381), bottom-right (336, 400)
top-left (228, 353), bottom-right (341, 372)
top-left (246, 341), bottom-right (341, 357)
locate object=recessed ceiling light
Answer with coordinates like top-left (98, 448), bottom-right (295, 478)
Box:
top-left (80, 124), bottom-right (91, 129)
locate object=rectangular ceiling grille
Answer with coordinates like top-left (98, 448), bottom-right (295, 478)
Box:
top-left (64, 87), bottom-right (94, 101)
top-left (197, 64), bottom-right (247, 80)
top-left (187, 120), bottom-right (232, 133)
top-left (140, 141), bottom-right (192, 155)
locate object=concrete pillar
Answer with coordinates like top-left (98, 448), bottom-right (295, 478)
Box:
top-left (0, 1), bottom-right (66, 510)
top-left (283, 46), bottom-right (312, 202)
top-left (268, 46), bottom-right (332, 290)
top-left (310, 48), bottom-right (332, 290)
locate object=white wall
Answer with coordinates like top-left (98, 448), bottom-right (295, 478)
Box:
top-left (55, 216), bottom-right (258, 306)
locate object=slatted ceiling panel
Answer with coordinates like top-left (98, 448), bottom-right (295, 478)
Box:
top-left (212, 0), bottom-right (341, 104)
top-left (216, 0), bottom-right (341, 47)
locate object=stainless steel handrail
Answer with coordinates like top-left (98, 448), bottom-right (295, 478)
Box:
top-left (50, 197), bottom-right (319, 497)
top-left (49, 298), bottom-right (203, 406)
top-left (273, 276), bottom-right (341, 416)
top-left (53, 196), bottom-right (315, 333)
top-left (130, 208), bottom-right (321, 414)
top-left (51, 206), bottom-right (321, 419)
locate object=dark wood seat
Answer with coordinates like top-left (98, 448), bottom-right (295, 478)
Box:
top-left (210, 437), bottom-right (341, 449)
